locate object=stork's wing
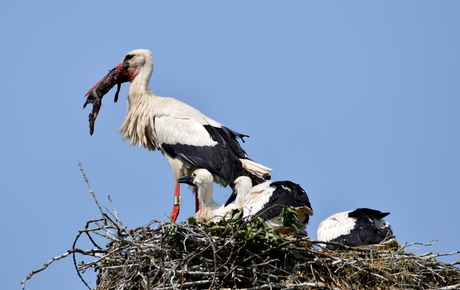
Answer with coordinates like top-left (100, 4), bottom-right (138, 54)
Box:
top-left (155, 112), bottom-right (250, 187)
top-left (348, 215), bottom-right (393, 245)
top-left (255, 181), bottom-right (312, 221)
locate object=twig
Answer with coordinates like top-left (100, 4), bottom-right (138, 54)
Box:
top-left (21, 248), bottom-right (106, 290)
top-left (21, 252), bottom-right (72, 289)
top-left (78, 162), bottom-right (104, 217)
top-left (437, 284), bottom-right (460, 290)
top-left (107, 195), bottom-right (124, 228)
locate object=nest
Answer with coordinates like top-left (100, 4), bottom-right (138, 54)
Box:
top-left (22, 209), bottom-right (460, 290)
top-left (22, 166), bottom-right (460, 290)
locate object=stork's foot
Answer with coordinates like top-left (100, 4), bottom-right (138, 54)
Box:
top-left (170, 205), bottom-right (180, 223)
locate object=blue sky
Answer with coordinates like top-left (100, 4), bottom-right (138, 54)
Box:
top-left (2, 1), bottom-right (459, 289)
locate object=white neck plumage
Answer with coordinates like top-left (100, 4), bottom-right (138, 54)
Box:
top-left (118, 59), bottom-right (157, 151)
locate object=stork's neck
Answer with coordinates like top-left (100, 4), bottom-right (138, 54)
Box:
top-left (233, 176), bottom-right (253, 207)
top-left (196, 183), bottom-right (221, 221)
top-left (118, 58), bottom-right (157, 150)
top-left (199, 184), bottom-right (220, 210)
top-left (128, 60), bottom-right (154, 98)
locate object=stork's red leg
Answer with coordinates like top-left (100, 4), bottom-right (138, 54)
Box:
top-left (170, 183), bottom-right (181, 222)
top-left (194, 187), bottom-right (199, 213)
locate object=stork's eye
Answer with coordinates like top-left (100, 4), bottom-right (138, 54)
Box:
top-left (125, 54), bottom-right (135, 61)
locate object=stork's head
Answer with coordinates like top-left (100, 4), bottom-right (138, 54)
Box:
top-left (178, 169), bottom-right (214, 200)
top-left (120, 49), bottom-right (153, 82)
top-left (83, 49), bottom-right (153, 135)
top-left (84, 49), bottom-right (153, 97)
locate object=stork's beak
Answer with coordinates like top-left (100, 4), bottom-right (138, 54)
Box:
top-left (178, 175), bottom-right (194, 186)
top-left (298, 206), bottom-right (314, 216)
top-left (83, 63), bottom-right (130, 135)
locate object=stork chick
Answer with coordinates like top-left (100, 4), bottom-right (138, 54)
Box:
top-left (178, 169), bottom-right (235, 222)
top-left (179, 169), bottom-right (313, 234)
top-left (317, 208), bottom-right (394, 250)
top-left (233, 176), bottom-right (313, 233)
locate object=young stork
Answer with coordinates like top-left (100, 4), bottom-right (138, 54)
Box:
top-left (178, 169), bottom-right (235, 222)
top-left (84, 49), bottom-right (272, 222)
top-left (316, 208), bottom-right (394, 250)
top-left (179, 169), bottom-right (313, 233)
top-left (233, 176), bottom-right (313, 233)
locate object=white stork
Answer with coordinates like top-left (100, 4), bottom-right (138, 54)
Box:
top-left (83, 49), bottom-right (272, 222)
top-left (179, 169), bottom-right (313, 233)
top-left (233, 175), bottom-right (313, 233)
top-left (178, 169), bottom-right (236, 222)
top-left (316, 208), bottom-right (394, 250)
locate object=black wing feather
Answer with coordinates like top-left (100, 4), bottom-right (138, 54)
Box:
top-left (349, 208), bottom-right (390, 220)
top-left (327, 208), bottom-right (393, 250)
top-left (204, 125), bottom-right (250, 159)
top-left (161, 124), bottom-right (252, 188)
top-left (162, 142), bottom-right (246, 187)
top-left (255, 181), bottom-right (312, 223)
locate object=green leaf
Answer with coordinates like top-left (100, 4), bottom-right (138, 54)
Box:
top-left (280, 206), bottom-right (303, 233)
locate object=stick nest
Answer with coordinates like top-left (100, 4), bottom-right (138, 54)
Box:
top-left (24, 209), bottom-right (460, 290)
top-left (22, 166), bottom-right (460, 289)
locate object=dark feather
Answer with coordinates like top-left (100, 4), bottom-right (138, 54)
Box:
top-left (349, 208), bottom-right (390, 220)
top-left (255, 181), bottom-right (312, 223)
top-left (203, 125), bottom-right (250, 159)
top-left (161, 124), bottom-right (266, 191)
top-left (161, 143), bottom-right (247, 189)
top-left (326, 208), bottom-right (393, 250)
